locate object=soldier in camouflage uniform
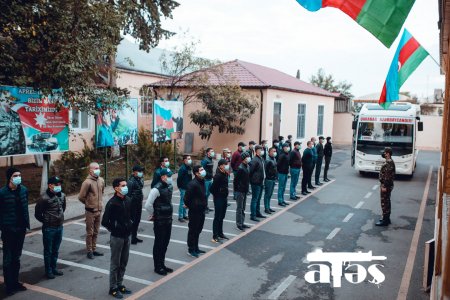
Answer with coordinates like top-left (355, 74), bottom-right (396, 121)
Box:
top-left (0, 103), bottom-right (26, 155)
top-left (376, 147), bottom-right (396, 226)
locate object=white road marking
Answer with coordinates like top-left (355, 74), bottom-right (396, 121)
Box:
top-left (342, 213), bottom-right (354, 223)
top-left (326, 228), bottom-right (341, 240)
top-left (137, 233), bottom-right (215, 250)
top-left (372, 184), bottom-right (379, 190)
top-left (354, 201), bottom-right (364, 209)
top-left (267, 275), bottom-right (297, 299)
top-left (140, 220), bottom-right (238, 237)
top-left (22, 250), bottom-right (152, 285)
top-left (364, 192), bottom-right (373, 199)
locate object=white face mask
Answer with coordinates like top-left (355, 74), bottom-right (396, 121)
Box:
top-left (246, 157), bottom-right (251, 163)
top-left (210, 152), bottom-right (215, 158)
top-left (93, 169), bottom-right (101, 177)
top-left (164, 161), bottom-right (170, 168)
top-left (241, 146), bottom-right (246, 152)
top-left (120, 186), bottom-right (128, 196)
top-left (199, 170), bottom-right (206, 177)
top-left (137, 172), bottom-right (143, 178)
top-left (260, 150), bottom-right (265, 156)
top-left (224, 165), bottom-right (230, 171)
top-left (273, 152), bottom-right (277, 157)
top-left (166, 177), bottom-right (173, 185)
top-left (274, 143), bottom-right (279, 147)
top-left (187, 159), bottom-right (192, 165)
top-left (226, 153), bottom-right (231, 158)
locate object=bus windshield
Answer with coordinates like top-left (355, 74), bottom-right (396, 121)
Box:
top-left (357, 122), bottom-right (413, 155)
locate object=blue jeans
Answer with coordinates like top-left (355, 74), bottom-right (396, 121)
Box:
top-left (178, 189), bottom-right (187, 218)
top-left (250, 184), bottom-right (263, 218)
top-left (277, 173), bottom-right (288, 204)
top-left (232, 170), bottom-right (238, 199)
top-left (264, 179), bottom-right (275, 210)
top-left (290, 168), bottom-right (301, 198)
top-left (42, 226), bottom-right (63, 275)
top-left (205, 180), bottom-right (213, 201)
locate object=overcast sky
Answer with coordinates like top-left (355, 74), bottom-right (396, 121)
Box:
top-left (153, 0), bottom-right (444, 99)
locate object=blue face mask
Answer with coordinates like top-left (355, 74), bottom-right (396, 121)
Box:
top-left (93, 169), bottom-right (101, 177)
top-left (12, 176), bottom-right (21, 186)
top-left (166, 177), bottom-right (173, 185)
top-left (164, 161), bottom-right (170, 168)
top-left (137, 172), bottom-right (143, 178)
top-left (199, 170), bottom-right (207, 178)
top-left (53, 185), bottom-right (62, 193)
top-left (120, 186), bottom-right (128, 196)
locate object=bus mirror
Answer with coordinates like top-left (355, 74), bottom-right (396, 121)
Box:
top-left (352, 121), bottom-right (357, 130)
top-left (418, 121), bottom-right (423, 131)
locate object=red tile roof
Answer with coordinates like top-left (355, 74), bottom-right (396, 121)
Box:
top-left (150, 59), bottom-right (335, 98)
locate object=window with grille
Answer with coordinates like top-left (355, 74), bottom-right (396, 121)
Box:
top-left (71, 110), bottom-right (89, 130)
top-left (297, 103), bottom-right (306, 139)
top-left (140, 97), bottom-right (153, 115)
top-left (317, 105), bottom-right (324, 135)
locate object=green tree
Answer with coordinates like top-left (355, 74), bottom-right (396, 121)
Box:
top-left (310, 68), bottom-right (354, 99)
top-left (0, 0), bottom-right (179, 113)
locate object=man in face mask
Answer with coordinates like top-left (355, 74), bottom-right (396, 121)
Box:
top-left (184, 166), bottom-right (208, 257)
top-left (35, 176), bottom-right (66, 279)
top-left (79, 162), bottom-right (105, 259)
top-left (0, 167), bottom-right (30, 296)
top-left (315, 136), bottom-right (325, 186)
top-left (210, 159), bottom-right (230, 243)
top-left (376, 147), bottom-right (396, 226)
top-left (127, 165), bottom-right (144, 244)
top-left (151, 157), bottom-right (170, 188)
top-left (276, 143), bottom-right (291, 206)
top-left (177, 155), bottom-right (193, 222)
top-left (234, 152), bottom-right (251, 231)
top-left (101, 178), bottom-right (133, 298)
top-left (249, 145), bottom-right (266, 221)
top-left (272, 139), bottom-right (281, 160)
top-left (260, 140), bottom-right (268, 160)
top-left (231, 142), bottom-right (246, 199)
top-left (323, 137), bottom-right (333, 182)
top-left (309, 137), bottom-right (318, 190)
top-left (145, 169), bottom-right (174, 275)
top-left (201, 148), bottom-right (215, 213)
top-left (248, 141), bottom-right (256, 159)
top-left (289, 141), bottom-right (302, 200)
top-left (263, 147), bottom-right (278, 214)
top-left (301, 141), bottom-right (314, 195)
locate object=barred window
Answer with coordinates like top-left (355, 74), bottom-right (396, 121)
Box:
top-left (141, 97), bottom-right (153, 115)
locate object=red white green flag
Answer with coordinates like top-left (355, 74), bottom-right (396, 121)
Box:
top-left (295, 0), bottom-right (416, 48)
top-left (379, 29), bottom-right (429, 108)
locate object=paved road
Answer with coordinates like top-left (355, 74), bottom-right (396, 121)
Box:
top-left (0, 147), bottom-right (437, 299)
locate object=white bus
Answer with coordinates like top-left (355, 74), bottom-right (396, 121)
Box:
top-left (351, 103), bottom-right (423, 177)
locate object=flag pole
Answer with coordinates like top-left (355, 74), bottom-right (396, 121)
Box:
top-left (429, 54), bottom-right (444, 73)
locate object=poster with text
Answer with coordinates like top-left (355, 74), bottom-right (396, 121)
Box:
top-left (95, 98), bottom-right (138, 147)
top-left (0, 86), bottom-right (69, 157)
top-left (153, 99), bottom-right (183, 142)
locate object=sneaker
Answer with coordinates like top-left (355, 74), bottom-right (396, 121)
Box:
top-left (93, 251), bottom-right (104, 256)
top-left (46, 273), bottom-right (55, 279)
top-left (196, 249), bottom-right (206, 254)
top-left (109, 288), bottom-right (124, 299)
top-left (163, 266), bottom-right (174, 273)
top-left (178, 218), bottom-right (185, 223)
top-left (53, 269), bottom-right (64, 276)
top-left (187, 251), bottom-right (199, 258)
top-left (118, 285), bottom-right (132, 294)
top-left (211, 237), bottom-right (221, 243)
top-left (87, 252), bottom-right (94, 259)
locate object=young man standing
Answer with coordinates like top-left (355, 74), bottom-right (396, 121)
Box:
top-left (263, 147), bottom-right (278, 214)
top-left (101, 178), bottom-right (133, 299)
top-left (289, 141), bottom-right (302, 200)
top-left (177, 155), bottom-right (193, 222)
top-left (145, 169), bottom-right (174, 275)
top-left (249, 145), bottom-right (266, 221)
top-left (276, 143), bottom-right (290, 206)
top-left (151, 157), bottom-right (170, 188)
top-left (184, 166), bottom-right (208, 257)
top-left (210, 159), bottom-right (230, 243)
top-left (0, 167), bottom-right (29, 296)
top-left (315, 136), bottom-right (325, 186)
top-left (201, 148), bottom-right (215, 213)
top-left (35, 176), bottom-right (66, 279)
top-left (376, 147), bottom-right (396, 227)
top-left (323, 137), bottom-right (333, 182)
top-left (309, 137), bottom-right (317, 190)
top-left (234, 151), bottom-right (251, 231)
top-left (127, 165), bottom-right (144, 244)
top-left (79, 162), bottom-right (105, 259)
top-left (248, 141), bottom-right (256, 159)
top-left (231, 142), bottom-right (246, 199)
top-left (302, 141), bottom-right (314, 196)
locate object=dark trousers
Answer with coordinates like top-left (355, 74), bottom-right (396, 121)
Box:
top-left (42, 226), bottom-right (63, 275)
top-left (380, 187), bottom-right (393, 215)
top-left (153, 219), bottom-right (172, 270)
top-left (187, 211), bottom-right (205, 252)
top-left (250, 184), bottom-right (263, 218)
top-left (302, 167), bottom-right (312, 192)
top-left (309, 162), bottom-right (316, 187)
top-left (324, 156), bottom-right (331, 179)
top-left (213, 197), bottom-right (227, 238)
top-left (315, 157), bottom-right (323, 183)
top-left (2, 228), bottom-right (26, 292)
top-left (131, 202), bottom-right (142, 240)
top-left (109, 235), bottom-right (130, 290)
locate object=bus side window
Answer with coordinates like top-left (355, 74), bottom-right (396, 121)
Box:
top-left (418, 122), bottom-right (423, 131)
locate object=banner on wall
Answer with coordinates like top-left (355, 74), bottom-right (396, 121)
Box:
top-left (153, 99), bottom-right (184, 142)
top-left (0, 85), bottom-right (69, 157)
top-left (95, 98), bottom-right (138, 148)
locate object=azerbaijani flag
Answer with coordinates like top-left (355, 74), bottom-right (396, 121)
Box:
top-left (379, 29), bottom-right (429, 108)
top-left (295, 0), bottom-right (416, 48)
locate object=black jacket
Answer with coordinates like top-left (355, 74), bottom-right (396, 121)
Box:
top-left (127, 175), bottom-right (144, 205)
top-left (265, 157), bottom-right (278, 180)
top-left (289, 149), bottom-right (302, 169)
top-left (249, 155), bottom-right (265, 185)
top-left (316, 143), bottom-right (324, 159)
top-left (153, 181), bottom-right (173, 221)
top-left (35, 189), bottom-right (66, 227)
top-left (0, 185), bottom-right (30, 230)
top-left (201, 156), bottom-right (214, 180)
top-left (184, 177), bottom-right (207, 212)
top-left (234, 163), bottom-right (250, 193)
top-left (101, 194), bottom-right (133, 238)
top-left (324, 142), bottom-right (333, 158)
top-left (177, 164), bottom-right (193, 190)
top-left (277, 152), bottom-right (290, 174)
top-left (302, 148), bottom-right (314, 169)
top-left (210, 170), bottom-right (229, 198)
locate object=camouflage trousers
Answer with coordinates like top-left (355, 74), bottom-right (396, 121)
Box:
top-left (380, 187), bottom-right (392, 215)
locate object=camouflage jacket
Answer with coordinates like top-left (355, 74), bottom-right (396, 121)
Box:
top-left (379, 159), bottom-right (396, 188)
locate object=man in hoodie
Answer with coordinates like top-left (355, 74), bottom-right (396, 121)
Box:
top-left (79, 162), bottom-right (105, 259)
top-left (101, 178), bottom-right (133, 299)
top-left (0, 167), bottom-right (30, 296)
top-left (127, 165), bottom-right (144, 244)
top-left (35, 176), bottom-right (66, 279)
